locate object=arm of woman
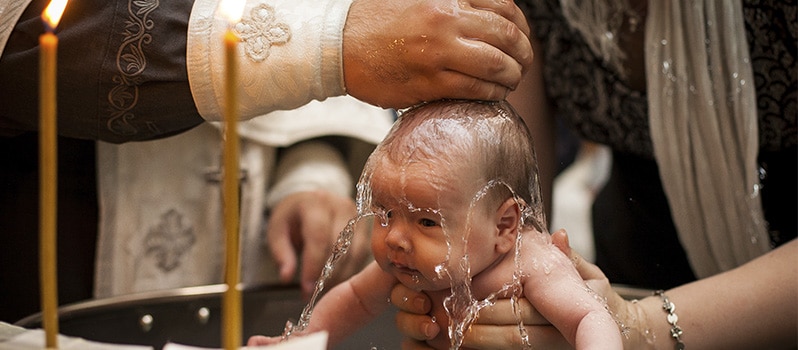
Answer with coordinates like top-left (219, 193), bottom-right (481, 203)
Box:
top-left (631, 238), bottom-right (797, 349)
top-left (392, 232), bottom-right (798, 349)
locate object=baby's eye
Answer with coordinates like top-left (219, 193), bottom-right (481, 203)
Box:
top-left (372, 206), bottom-right (393, 226)
top-left (419, 218), bottom-right (438, 227)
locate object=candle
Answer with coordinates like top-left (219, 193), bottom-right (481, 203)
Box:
top-left (219, 0), bottom-right (245, 349)
top-left (40, 1), bottom-right (68, 348)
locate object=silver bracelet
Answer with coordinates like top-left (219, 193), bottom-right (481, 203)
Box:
top-left (654, 290), bottom-right (685, 350)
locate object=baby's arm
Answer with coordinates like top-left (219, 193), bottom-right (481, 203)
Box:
top-left (249, 261), bottom-right (397, 349)
top-left (521, 240), bottom-right (622, 350)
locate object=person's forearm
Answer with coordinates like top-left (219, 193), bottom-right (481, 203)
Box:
top-left (188, 0), bottom-right (350, 122)
top-left (636, 239), bottom-right (797, 350)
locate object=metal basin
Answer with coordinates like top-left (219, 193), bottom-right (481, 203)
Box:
top-left (15, 284), bottom-right (402, 349)
top-left (15, 284), bottom-right (653, 349)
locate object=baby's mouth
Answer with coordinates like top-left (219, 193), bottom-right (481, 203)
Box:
top-left (390, 261), bottom-right (418, 275)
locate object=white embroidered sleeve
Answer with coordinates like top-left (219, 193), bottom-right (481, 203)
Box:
top-left (264, 140), bottom-right (353, 209)
top-left (188, 0), bottom-right (351, 121)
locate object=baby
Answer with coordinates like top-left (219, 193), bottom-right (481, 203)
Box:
top-left (248, 100), bottom-right (622, 349)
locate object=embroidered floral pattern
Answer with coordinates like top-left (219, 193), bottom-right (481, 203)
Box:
top-left (234, 4), bottom-right (291, 62)
top-left (107, 0), bottom-right (160, 136)
top-left (144, 209), bottom-right (196, 272)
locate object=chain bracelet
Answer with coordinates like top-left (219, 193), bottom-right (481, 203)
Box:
top-left (654, 290), bottom-right (685, 350)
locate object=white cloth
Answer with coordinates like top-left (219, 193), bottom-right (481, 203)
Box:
top-left (0, 326), bottom-right (152, 350)
top-left (188, 0), bottom-right (352, 122)
top-left (94, 96), bottom-right (394, 297)
top-left (646, 0), bottom-right (770, 277)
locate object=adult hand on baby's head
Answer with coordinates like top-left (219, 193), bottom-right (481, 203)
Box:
top-left (266, 190), bottom-right (371, 299)
top-left (343, 0), bottom-right (533, 109)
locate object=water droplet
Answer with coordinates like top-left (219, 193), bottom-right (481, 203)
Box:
top-left (435, 263), bottom-right (446, 278)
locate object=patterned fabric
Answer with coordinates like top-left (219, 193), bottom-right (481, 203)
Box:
top-left (0, 0), bottom-right (201, 142)
top-left (187, 0), bottom-right (352, 121)
top-left (517, 0), bottom-right (796, 289)
top-left (519, 0), bottom-right (796, 158)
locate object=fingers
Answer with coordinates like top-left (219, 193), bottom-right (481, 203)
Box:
top-left (550, 228), bottom-right (572, 257)
top-left (266, 205), bottom-right (299, 283)
top-left (468, 0), bottom-right (531, 37)
top-left (472, 298), bottom-right (549, 325)
top-left (406, 70), bottom-right (514, 105)
top-left (391, 284), bottom-right (439, 342)
top-left (298, 204), bottom-right (334, 298)
top-left (342, 0), bottom-right (533, 108)
top-left (455, 2), bottom-right (533, 84)
top-left (247, 335), bottom-right (280, 347)
top-left (395, 311), bottom-right (441, 342)
top-left (391, 283), bottom-right (432, 314)
top-left (462, 325), bottom-right (573, 350)
top-left (551, 228), bottom-right (606, 281)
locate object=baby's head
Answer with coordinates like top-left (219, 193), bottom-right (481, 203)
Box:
top-left (361, 99), bottom-right (542, 224)
top-left (358, 100), bottom-right (545, 290)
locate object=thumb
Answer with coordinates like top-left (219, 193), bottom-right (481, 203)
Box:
top-left (551, 228), bottom-right (605, 281)
top-left (551, 228), bottom-right (572, 257)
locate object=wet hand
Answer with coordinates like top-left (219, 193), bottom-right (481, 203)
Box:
top-left (343, 0), bottom-right (533, 109)
top-left (247, 335), bottom-right (282, 347)
top-left (391, 283), bottom-right (565, 350)
top-left (392, 229), bottom-right (646, 349)
top-left (266, 191), bottom-right (371, 299)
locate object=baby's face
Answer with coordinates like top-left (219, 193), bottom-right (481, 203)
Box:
top-left (368, 159), bottom-right (499, 291)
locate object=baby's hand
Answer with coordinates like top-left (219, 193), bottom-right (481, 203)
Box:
top-left (246, 335), bottom-right (282, 347)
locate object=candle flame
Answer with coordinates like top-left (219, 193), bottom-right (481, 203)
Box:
top-left (219, 0), bottom-right (246, 23)
top-left (42, 0), bottom-right (69, 31)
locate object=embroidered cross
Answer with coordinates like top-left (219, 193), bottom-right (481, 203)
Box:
top-left (234, 4), bottom-right (291, 62)
top-left (144, 209), bottom-right (196, 272)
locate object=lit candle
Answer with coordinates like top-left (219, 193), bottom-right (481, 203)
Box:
top-left (218, 0), bottom-right (245, 349)
top-left (40, 1), bottom-right (68, 349)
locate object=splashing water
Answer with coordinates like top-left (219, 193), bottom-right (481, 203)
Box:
top-left (282, 216), bottom-right (369, 339)
top-left (438, 180), bottom-right (539, 349)
top-left (280, 103), bottom-right (550, 349)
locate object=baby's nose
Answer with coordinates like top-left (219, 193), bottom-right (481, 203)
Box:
top-left (385, 225), bottom-right (411, 252)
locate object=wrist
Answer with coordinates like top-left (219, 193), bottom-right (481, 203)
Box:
top-left (621, 296), bottom-right (658, 350)
top-left (634, 293), bottom-right (686, 350)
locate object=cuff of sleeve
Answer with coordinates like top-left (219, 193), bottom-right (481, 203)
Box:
top-left (265, 141), bottom-right (353, 208)
top-left (187, 0), bottom-right (351, 122)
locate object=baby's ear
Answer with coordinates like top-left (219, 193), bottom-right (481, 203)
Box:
top-left (494, 198), bottom-right (520, 254)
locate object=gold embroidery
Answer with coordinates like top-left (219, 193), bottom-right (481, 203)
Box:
top-left (235, 4), bottom-right (291, 62)
top-left (107, 0), bottom-right (160, 136)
